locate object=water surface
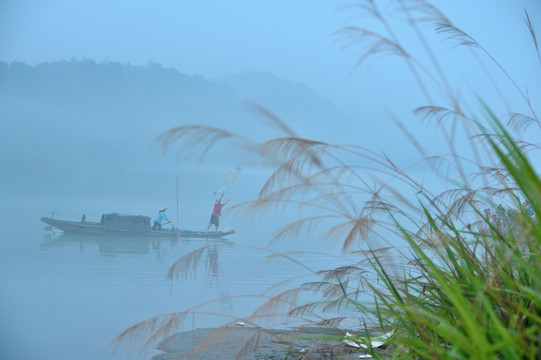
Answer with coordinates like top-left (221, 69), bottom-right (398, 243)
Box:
top-left (0, 191), bottom-right (347, 360)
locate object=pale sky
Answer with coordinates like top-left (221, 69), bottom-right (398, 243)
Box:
top-left (1, 1), bottom-right (539, 109)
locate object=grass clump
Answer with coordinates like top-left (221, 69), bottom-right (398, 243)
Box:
top-left (362, 120), bottom-right (541, 358)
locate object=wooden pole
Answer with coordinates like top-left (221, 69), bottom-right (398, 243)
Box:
top-left (176, 175), bottom-right (179, 229)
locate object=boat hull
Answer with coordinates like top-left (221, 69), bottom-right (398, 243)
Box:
top-left (40, 217), bottom-right (234, 239)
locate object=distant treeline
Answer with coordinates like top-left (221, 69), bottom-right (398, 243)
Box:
top-left (0, 59), bottom-right (223, 104)
top-left (0, 59), bottom-right (348, 194)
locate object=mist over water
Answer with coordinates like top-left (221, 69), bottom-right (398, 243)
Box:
top-left (0, 169), bottom-right (352, 360)
top-left (0, 59), bottom-right (363, 359)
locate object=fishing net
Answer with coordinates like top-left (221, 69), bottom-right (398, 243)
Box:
top-left (225, 166), bottom-right (241, 185)
top-left (215, 166), bottom-right (241, 198)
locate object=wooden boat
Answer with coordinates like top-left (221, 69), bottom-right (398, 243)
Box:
top-left (40, 213), bottom-right (235, 239)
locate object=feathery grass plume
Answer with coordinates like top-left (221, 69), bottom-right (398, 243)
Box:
top-left (245, 101), bottom-right (298, 137)
top-left (437, 21), bottom-right (539, 123)
top-left (524, 9), bottom-right (541, 65)
top-left (114, 1), bottom-right (540, 358)
top-left (507, 112), bottom-right (540, 134)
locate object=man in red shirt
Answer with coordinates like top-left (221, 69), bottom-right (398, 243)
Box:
top-left (206, 195), bottom-right (230, 233)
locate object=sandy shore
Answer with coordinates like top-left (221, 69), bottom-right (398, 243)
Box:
top-left (151, 326), bottom-right (373, 359)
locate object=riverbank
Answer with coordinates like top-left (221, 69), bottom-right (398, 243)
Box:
top-left (152, 326), bottom-right (378, 359)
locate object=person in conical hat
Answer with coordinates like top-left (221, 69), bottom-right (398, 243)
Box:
top-left (152, 206), bottom-right (171, 231)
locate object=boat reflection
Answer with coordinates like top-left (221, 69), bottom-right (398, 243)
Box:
top-left (39, 233), bottom-right (169, 255)
top-left (40, 231), bottom-right (234, 256)
top-left (39, 232), bottom-right (235, 287)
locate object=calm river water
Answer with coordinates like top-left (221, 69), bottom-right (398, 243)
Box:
top-left (0, 187), bottom-right (351, 360)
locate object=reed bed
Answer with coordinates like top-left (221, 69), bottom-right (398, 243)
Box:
top-left (111, 1), bottom-right (540, 358)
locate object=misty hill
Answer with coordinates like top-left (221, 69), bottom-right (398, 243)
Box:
top-left (213, 71), bottom-right (343, 137)
top-left (0, 60), bottom-right (352, 196)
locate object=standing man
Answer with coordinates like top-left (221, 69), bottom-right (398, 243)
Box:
top-left (152, 206), bottom-right (171, 231)
top-left (206, 195), bottom-right (230, 233)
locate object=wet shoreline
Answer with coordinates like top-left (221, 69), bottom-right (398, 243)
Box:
top-left (152, 326), bottom-right (371, 359)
